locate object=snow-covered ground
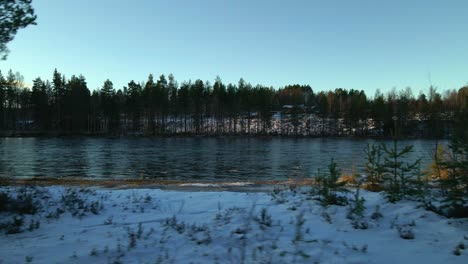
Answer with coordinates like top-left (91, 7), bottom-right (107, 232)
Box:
top-left (0, 185), bottom-right (466, 264)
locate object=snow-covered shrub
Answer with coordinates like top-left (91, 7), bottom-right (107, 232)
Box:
top-left (137, 223), bottom-right (143, 239)
top-left (144, 194), bottom-right (152, 203)
top-left (232, 227), bottom-right (248, 235)
top-left (370, 205), bottom-right (383, 220)
top-left (0, 188), bottom-right (39, 215)
top-left (188, 224), bottom-right (212, 245)
top-left (27, 219), bottom-right (40, 231)
top-left (289, 183), bottom-right (298, 193)
top-left (389, 216), bottom-right (398, 229)
top-left (352, 219), bottom-right (369, 230)
top-left (46, 207), bottom-right (65, 219)
top-left (458, 242), bottom-right (466, 250)
top-left (453, 242), bottom-right (465, 256)
top-left (104, 216), bottom-right (113, 225)
top-left (163, 215), bottom-right (186, 234)
top-left (321, 210), bottom-right (332, 224)
top-left (215, 207), bottom-right (245, 225)
top-left (197, 230), bottom-right (212, 245)
top-left (60, 188), bottom-right (103, 217)
top-left (0, 191), bottom-right (9, 211)
top-left (126, 224), bottom-right (143, 250)
top-left (1, 216), bottom-right (24, 234)
top-left (255, 208), bottom-right (272, 230)
top-left (350, 243), bottom-right (368, 253)
top-left (361, 244), bottom-right (368, 253)
top-left (397, 225), bottom-right (415, 240)
top-left (343, 241), bottom-right (369, 254)
top-left (89, 247), bottom-right (98, 256)
top-left (16, 190), bottom-right (39, 215)
top-left (127, 229), bottom-right (136, 249)
top-left (270, 187), bottom-right (288, 204)
top-left (69, 251), bottom-right (78, 260)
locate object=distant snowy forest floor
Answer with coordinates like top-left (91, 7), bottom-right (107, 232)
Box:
top-left (0, 185), bottom-right (467, 264)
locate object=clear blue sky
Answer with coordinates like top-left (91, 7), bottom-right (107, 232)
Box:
top-left (1, 0), bottom-right (467, 95)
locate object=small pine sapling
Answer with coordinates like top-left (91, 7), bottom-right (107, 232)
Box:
top-left (256, 208), bottom-right (272, 229)
top-left (437, 118), bottom-right (468, 218)
top-left (293, 212), bottom-right (305, 243)
top-left (381, 140), bottom-right (421, 202)
top-left (316, 159), bottom-right (349, 206)
top-left (363, 143), bottom-right (385, 191)
top-left (347, 180), bottom-right (368, 229)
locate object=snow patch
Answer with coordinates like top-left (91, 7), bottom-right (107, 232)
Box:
top-left (0, 186), bottom-right (466, 264)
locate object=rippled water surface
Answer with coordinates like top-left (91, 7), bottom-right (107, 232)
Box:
top-left (0, 137), bottom-right (445, 181)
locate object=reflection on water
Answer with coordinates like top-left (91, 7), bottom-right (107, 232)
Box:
top-left (0, 137), bottom-right (445, 181)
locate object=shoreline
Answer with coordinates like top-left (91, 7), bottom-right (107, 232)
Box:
top-left (0, 177), bottom-right (315, 192)
top-left (0, 131), bottom-right (448, 140)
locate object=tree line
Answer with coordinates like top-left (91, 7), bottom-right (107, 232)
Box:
top-left (0, 68), bottom-right (467, 137)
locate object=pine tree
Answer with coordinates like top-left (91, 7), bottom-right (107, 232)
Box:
top-left (0, 0), bottom-right (37, 60)
top-left (5, 70), bottom-right (19, 130)
top-left (126, 81), bottom-right (142, 132)
top-left (168, 74), bottom-right (178, 134)
top-left (0, 70), bottom-right (6, 130)
top-left (30, 77), bottom-right (49, 130)
top-left (212, 76), bottom-right (226, 135)
top-left (156, 74), bottom-right (169, 133)
top-left (191, 80), bottom-right (204, 133)
top-left (52, 69), bottom-right (66, 130)
top-left (178, 82), bottom-right (191, 133)
top-left (142, 74), bottom-right (155, 134)
top-left (65, 75), bottom-right (90, 132)
top-left (100, 79), bottom-right (116, 132)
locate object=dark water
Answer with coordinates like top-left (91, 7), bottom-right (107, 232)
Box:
top-left (0, 137), bottom-right (445, 182)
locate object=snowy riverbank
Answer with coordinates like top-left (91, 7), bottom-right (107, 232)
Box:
top-left (0, 185), bottom-right (466, 264)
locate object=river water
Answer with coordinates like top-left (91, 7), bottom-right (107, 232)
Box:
top-left (0, 137), bottom-right (445, 182)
